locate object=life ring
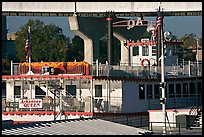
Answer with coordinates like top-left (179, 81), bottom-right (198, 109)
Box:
top-left (141, 59), bottom-right (150, 66)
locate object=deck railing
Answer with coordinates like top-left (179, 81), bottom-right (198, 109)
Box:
top-left (2, 93), bottom-right (201, 113)
top-left (10, 61), bottom-right (202, 78)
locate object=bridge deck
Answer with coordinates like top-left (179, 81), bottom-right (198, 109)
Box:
top-left (2, 2), bottom-right (202, 17)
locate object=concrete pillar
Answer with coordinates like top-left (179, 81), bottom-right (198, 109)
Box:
top-left (21, 80), bottom-right (24, 99)
top-left (113, 32), bottom-right (129, 65)
top-left (68, 16), bottom-right (147, 65)
top-left (68, 16), bottom-right (93, 64)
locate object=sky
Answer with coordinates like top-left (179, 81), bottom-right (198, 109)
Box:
top-left (6, 15), bottom-right (202, 39)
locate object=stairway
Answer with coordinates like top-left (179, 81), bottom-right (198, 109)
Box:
top-left (189, 109), bottom-right (202, 129)
top-left (38, 80), bottom-right (81, 111)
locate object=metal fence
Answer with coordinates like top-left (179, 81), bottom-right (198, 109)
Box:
top-left (148, 121), bottom-right (202, 135)
top-left (148, 93), bottom-right (202, 110)
top-left (11, 60), bottom-right (202, 78)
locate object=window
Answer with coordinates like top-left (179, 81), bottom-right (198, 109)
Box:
top-left (197, 82), bottom-right (202, 95)
top-left (35, 85), bottom-right (46, 96)
top-left (147, 84), bottom-right (153, 99)
top-left (142, 46), bottom-right (149, 56)
top-left (2, 82), bottom-right (6, 98)
top-left (14, 86), bottom-right (21, 97)
top-left (66, 85), bottom-right (76, 97)
top-left (176, 84), bottom-right (181, 98)
top-left (183, 83), bottom-right (188, 97)
top-left (133, 46), bottom-right (139, 56)
top-left (152, 45), bottom-right (157, 56)
top-left (165, 84), bottom-right (168, 98)
top-left (190, 82), bottom-right (195, 96)
top-left (139, 84), bottom-right (145, 99)
top-left (95, 85), bottom-right (102, 97)
top-left (154, 84), bottom-right (160, 99)
top-left (169, 84), bottom-right (174, 98)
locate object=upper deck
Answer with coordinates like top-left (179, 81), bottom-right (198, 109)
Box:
top-left (2, 60), bottom-right (202, 81)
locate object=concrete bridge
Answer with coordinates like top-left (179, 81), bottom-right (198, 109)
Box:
top-left (2, 2), bottom-right (202, 17)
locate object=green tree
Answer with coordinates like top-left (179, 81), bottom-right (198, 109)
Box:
top-left (99, 34), bottom-right (120, 64)
top-left (67, 36), bottom-right (84, 62)
top-left (180, 33), bottom-right (197, 61)
top-left (2, 58), bottom-right (10, 75)
top-left (14, 19), bottom-right (69, 62)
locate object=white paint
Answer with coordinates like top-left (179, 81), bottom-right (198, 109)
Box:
top-left (19, 99), bottom-right (42, 109)
top-left (148, 109), bottom-right (192, 127)
top-left (2, 114), bottom-right (92, 122)
top-left (2, 2), bottom-right (201, 13)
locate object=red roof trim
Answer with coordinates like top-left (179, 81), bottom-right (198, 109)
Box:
top-left (2, 111), bottom-right (93, 116)
top-left (2, 75), bottom-right (93, 80)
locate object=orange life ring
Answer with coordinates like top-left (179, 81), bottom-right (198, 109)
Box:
top-left (141, 59), bottom-right (150, 66)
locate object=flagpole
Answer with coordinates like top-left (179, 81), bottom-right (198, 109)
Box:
top-left (28, 26), bottom-right (32, 101)
top-left (28, 26), bottom-right (31, 75)
top-left (158, 6), bottom-right (167, 135)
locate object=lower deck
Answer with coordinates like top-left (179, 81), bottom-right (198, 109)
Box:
top-left (2, 75), bottom-right (202, 113)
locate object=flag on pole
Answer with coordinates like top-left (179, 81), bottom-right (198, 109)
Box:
top-left (25, 27), bottom-right (30, 62)
top-left (153, 16), bottom-right (162, 41)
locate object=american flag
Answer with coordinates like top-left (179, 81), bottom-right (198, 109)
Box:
top-left (153, 16), bottom-right (162, 41)
top-left (25, 28), bottom-right (30, 62)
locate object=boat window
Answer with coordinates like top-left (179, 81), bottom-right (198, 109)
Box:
top-left (142, 46), bottom-right (149, 56)
top-left (95, 85), bottom-right (102, 97)
top-left (66, 85), bottom-right (76, 97)
top-left (133, 46), bottom-right (139, 56)
top-left (2, 82), bottom-right (6, 98)
top-left (147, 84), bottom-right (153, 99)
top-left (139, 84), bottom-right (145, 99)
top-left (176, 84), bottom-right (181, 98)
top-left (35, 85), bottom-right (46, 98)
top-left (190, 82), bottom-right (195, 96)
top-left (154, 84), bottom-right (160, 99)
top-left (183, 83), bottom-right (188, 97)
top-left (14, 86), bottom-right (21, 98)
top-left (197, 82), bottom-right (202, 95)
top-left (169, 84), bottom-right (174, 98)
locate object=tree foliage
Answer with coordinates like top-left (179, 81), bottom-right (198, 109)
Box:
top-left (179, 33), bottom-right (198, 61)
top-left (67, 36), bottom-right (84, 61)
top-left (2, 58), bottom-right (10, 75)
top-left (14, 19), bottom-right (69, 62)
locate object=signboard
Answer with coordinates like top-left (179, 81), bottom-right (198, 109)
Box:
top-left (19, 99), bottom-right (42, 108)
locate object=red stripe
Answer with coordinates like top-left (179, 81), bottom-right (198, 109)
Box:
top-left (3, 111), bottom-right (93, 116)
top-left (106, 17), bottom-right (112, 21)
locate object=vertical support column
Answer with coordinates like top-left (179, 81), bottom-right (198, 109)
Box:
top-left (188, 60), bottom-right (191, 76)
top-left (11, 60), bottom-right (13, 75)
top-left (106, 11), bottom-right (114, 65)
top-left (21, 80), bottom-right (24, 99)
top-left (90, 79), bottom-right (93, 113)
top-left (129, 46), bottom-right (133, 66)
top-left (113, 33), bottom-right (129, 65)
top-left (106, 80), bottom-right (110, 112)
top-left (46, 80), bottom-right (48, 96)
top-left (59, 89), bottom-right (62, 120)
top-left (196, 39), bottom-right (199, 76)
top-left (156, 16), bottom-right (162, 67)
top-left (96, 59), bottom-right (99, 76)
top-left (13, 80), bottom-right (15, 102)
top-left (54, 89), bottom-right (56, 121)
top-left (121, 41), bottom-right (129, 65)
top-left (68, 16), bottom-right (93, 64)
top-left (30, 80), bottom-right (32, 99)
top-left (156, 5), bottom-right (167, 135)
top-left (161, 24), bottom-right (167, 136)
